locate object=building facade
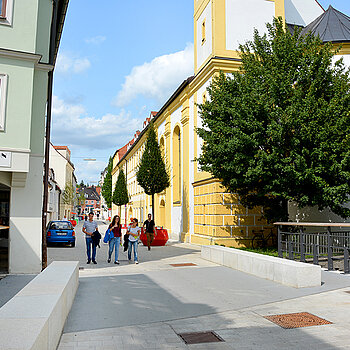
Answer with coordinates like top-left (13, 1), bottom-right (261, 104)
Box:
top-left (77, 186), bottom-right (101, 218)
top-left (47, 168), bottom-right (61, 223)
top-left (111, 0), bottom-right (349, 247)
top-left (49, 144), bottom-right (76, 220)
top-left (0, 0), bottom-right (68, 273)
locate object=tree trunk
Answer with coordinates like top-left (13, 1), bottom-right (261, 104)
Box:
top-left (281, 198), bottom-right (289, 222)
top-left (152, 194), bottom-right (155, 225)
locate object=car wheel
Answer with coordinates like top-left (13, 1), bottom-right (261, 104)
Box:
top-left (71, 242), bottom-right (75, 247)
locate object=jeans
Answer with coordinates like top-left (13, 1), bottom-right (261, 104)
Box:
top-left (128, 240), bottom-right (138, 262)
top-left (108, 237), bottom-right (121, 261)
top-left (85, 236), bottom-right (96, 261)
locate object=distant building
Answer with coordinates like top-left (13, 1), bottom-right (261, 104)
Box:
top-left (77, 186), bottom-right (101, 218)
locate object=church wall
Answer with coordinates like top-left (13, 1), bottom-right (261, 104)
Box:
top-left (225, 0), bottom-right (275, 51)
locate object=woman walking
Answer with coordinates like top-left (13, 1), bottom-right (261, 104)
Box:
top-left (108, 215), bottom-right (122, 264)
top-left (127, 218), bottom-right (140, 264)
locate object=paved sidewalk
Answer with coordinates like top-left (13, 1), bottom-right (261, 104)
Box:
top-left (58, 244), bottom-right (350, 350)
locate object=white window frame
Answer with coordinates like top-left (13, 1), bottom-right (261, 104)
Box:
top-left (0, 74), bottom-right (8, 131)
top-left (0, 0), bottom-right (14, 26)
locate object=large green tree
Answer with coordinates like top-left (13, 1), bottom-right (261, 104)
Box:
top-left (113, 169), bottom-right (129, 216)
top-left (101, 156), bottom-right (113, 209)
top-left (197, 18), bottom-right (350, 222)
top-left (136, 122), bottom-right (170, 221)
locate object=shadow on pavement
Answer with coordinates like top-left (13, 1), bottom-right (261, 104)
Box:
top-left (63, 272), bottom-right (341, 350)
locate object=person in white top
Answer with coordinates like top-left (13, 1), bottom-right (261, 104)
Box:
top-left (127, 218), bottom-right (140, 264)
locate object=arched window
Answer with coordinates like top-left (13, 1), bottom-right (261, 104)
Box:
top-left (172, 126), bottom-right (181, 204)
top-left (159, 199), bottom-right (166, 228)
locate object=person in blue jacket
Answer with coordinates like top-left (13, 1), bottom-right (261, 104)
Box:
top-left (108, 215), bottom-right (122, 264)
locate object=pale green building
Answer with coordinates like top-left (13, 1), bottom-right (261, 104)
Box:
top-left (0, 0), bottom-right (69, 273)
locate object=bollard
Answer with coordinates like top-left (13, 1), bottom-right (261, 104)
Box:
top-left (327, 226), bottom-right (333, 271)
top-left (344, 248), bottom-right (350, 274)
top-left (300, 227), bottom-right (305, 262)
top-left (313, 244), bottom-right (319, 265)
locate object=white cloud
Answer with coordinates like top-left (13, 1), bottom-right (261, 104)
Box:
top-left (85, 35), bottom-right (106, 45)
top-left (56, 53), bottom-right (91, 74)
top-left (114, 43), bottom-right (194, 107)
top-left (75, 160), bottom-right (106, 184)
top-left (52, 96), bottom-right (141, 150)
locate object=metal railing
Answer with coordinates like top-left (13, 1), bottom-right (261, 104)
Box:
top-left (274, 222), bottom-right (350, 273)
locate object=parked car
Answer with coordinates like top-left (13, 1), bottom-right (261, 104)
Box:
top-left (46, 221), bottom-right (75, 247)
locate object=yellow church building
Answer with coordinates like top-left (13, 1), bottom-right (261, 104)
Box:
top-left (111, 0), bottom-right (346, 247)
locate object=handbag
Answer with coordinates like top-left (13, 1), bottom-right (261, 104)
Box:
top-left (103, 228), bottom-right (111, 243)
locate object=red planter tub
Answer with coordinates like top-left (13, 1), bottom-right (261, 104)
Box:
top-left (140, 227), bottom-right (168, 246)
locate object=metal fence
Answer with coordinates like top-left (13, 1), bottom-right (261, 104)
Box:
top-left (275, 222), bottom-right (350, 273)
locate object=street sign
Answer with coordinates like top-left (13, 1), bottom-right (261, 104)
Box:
top-left (0, 152), bottom-right (11, 168)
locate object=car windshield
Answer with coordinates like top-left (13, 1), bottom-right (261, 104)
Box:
top-left (49, 222), bottom-right (72, 230)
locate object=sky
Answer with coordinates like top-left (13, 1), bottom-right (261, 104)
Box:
top-left (51, 0), bottom-right (350, 185)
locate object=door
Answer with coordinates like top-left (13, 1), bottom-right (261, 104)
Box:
top-left (0, 185), bottom-right (10, 273)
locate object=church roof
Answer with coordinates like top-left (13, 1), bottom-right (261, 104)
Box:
top-left (300, 5), bottom-right (350, 43)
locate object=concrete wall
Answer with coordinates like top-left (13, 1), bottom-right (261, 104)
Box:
top-left (9, 155), bottom-right (43, 273)
top-left (202, 245), bottom-right (321, 288)
top-left (0, 261), bottom-right (79, 350)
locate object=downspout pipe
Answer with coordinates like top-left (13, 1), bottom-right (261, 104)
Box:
top-left (42, 0), bottom-right (59, 270)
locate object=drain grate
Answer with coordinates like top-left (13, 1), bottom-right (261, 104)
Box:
top-left (178, 331), bottom-right (223, 344)
top-left (79, 267), bottom-right (84, 270)
top-left (170, 263), bottom-right (197, 267)
top-left (264, 312), bottom-right (332, 329)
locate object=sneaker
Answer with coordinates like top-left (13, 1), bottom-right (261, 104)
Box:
top-left (87, 260), bottom-right (91, 264)
top-left (92, 260), bottom-right (97, 264)
top-left (148, 246), bottom-right (151, 251)
top-left (107, 259), bottom-right (111, 263)
top-left (135, 261), bottom-right (139, 264)
top-left (114, 261), bottom-right (119, 265)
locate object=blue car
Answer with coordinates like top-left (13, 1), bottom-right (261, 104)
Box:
top-left (46, 221), bottom-right (75, 247)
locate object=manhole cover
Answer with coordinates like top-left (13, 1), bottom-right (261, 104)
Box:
top-left (170, 263), bottom-right (197, 267)
top-left (264, 312), bottom-right (332, 329)
top-left (178, 331), bottom-right (223, 344)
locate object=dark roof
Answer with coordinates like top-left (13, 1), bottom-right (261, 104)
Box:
top-left (300, 5), bottom-right (350, 43)
top-left (286, 23), bottom-right (304, 36)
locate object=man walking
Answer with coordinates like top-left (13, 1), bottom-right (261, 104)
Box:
top-left (82, 212), bottom-right (99, 264)
top-left (143, 213), bottom-right (155, 251)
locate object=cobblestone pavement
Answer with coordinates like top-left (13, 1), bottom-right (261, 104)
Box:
top-left (58, 243), bottom-right (350, 350)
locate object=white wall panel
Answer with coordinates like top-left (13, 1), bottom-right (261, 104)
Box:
top-left (226, 0), bottom-right (274, 51)
top-left (285, 0), bottom-right (324, 26)
top-left (197, 1), bottom-right (212, 69)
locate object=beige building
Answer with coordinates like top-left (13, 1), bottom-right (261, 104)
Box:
top-left (111, 1), bottom-right (348, 247)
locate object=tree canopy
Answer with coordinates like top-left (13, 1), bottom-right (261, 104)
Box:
top-left (197, 18), bottom-right (350, 222)
top-left (112, 169), bottom-right (129, 214)
top-left (101, 157), bottom-right (113, 209)
top-left (136, 122), bottom-right (170, 220)
top-left (62, 181), bottom-right (76, 206)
